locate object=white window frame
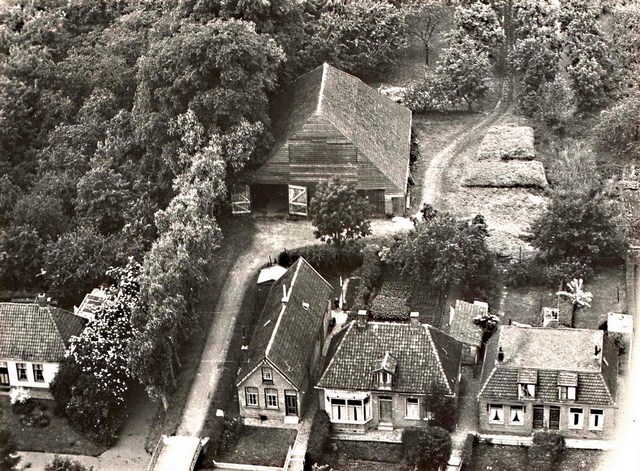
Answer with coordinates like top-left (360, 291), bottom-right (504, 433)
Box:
top-left (589, 409), bottom-right (604, 430)
top-left (16, 363), bottom-right (28, 381)
top-left (509, 405), bottom-right (525, 425)
top-left (245, 387), bottom-right (259, 407)
top-left (405, 397), bottom-right (420, 420)
top-left (262, 367), bottom-right (273, 383)
top-left (32, 363), bottom-right (44, 382)
top-left (518, 383), bottom-right (536, 399)
top-left (569, 407), bottom-right (584, 429)
top-left (488, 404), bottom-right (504, 424)
top-left (329, 396), bottom-right (370, 424)
top-left (559, 386), bottom-right (576, 401)
top-left (265, 388), bottom-right (278, 409)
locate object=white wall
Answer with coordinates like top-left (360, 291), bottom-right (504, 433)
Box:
top-left (3, 359), bottom-right (59, 389)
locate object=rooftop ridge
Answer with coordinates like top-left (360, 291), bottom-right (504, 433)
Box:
top-left (265, 259), bottom-right (302, 359)
top-left (426, 326), bottom-right (455, 395)
top-left (316, 62), bottom-right (329, 114)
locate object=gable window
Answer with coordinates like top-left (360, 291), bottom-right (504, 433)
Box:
top-left (265, 388), bottom-right (278, 409)
top-left (245, 387), bottom-right (259, 407)
top-left (589, 409), bottom-right (604, 430)
top-left (509, 405), bottom-right (524, 425)
top-left (405, 398), bottom-right (420, 420)
top-left (558, 386), bottom-right (576, 401)
top-left (569, 407), bottom-right (584, 429)
top-left (488, 404), bottom-right (504, 424)
top-left (518, 383), bottom-right (536, 399)
top-left (32, 364), bottom-right (44, 382)
top-left (262, 367), bottom-right (273, 383)
top-left (16, 363), bottom-right (27, 381)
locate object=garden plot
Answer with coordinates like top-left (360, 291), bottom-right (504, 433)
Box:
top-left (462, 160), bottom-right (548, 189)
top-left (370, 281), bottom-right (412, 321)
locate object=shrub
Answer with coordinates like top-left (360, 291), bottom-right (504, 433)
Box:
top-left (305, 410), bottom-right (332, 468)
top-left (404, 75), bottom-right (453, 113)
top-left (50, 356), bottom-right (82, 416)
top-left (10, 387), bottom-right (35, 415)
top-left (503, 259), bottom-right (545, 287)
top-left (528, 431), bottom-right (565, 471)
top-left (219, 417), bottom-right (244, 454)
top-left (357, 245), bottom-right (382, 291)
top-left (370, 281), bottom-right (412, 321)
top-left (402, 426), bottom-right (452, 471)
top-left (45, 456), bottom-right (93, 471)
top-left (281, 243), bottom-right (364, 273)
top-left (0, 428), bottom-right (20, 471)
top-left (541, 257), bottom-right (594, 288)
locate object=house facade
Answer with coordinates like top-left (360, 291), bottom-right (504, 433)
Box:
top-left (478, 326), bottom-right (618, 440)
top-left (0, 302), bottom-right (86, 394)
top-left (316, 313), bottom-right (463, 433)
top-left (446, 299), bottom-right (487, 364)
top-left (249, 62), bottom-right (412, 216)
top-left (236, 258), bottom-right (333, 425)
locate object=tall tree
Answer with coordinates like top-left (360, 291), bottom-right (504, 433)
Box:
top-left (403, 1), bottom-right (449, 65)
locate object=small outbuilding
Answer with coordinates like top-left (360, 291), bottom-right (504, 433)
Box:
top-left (447, 300), bottom-right (487, 364)
top-left (249, 62), bottom-right (412, 216)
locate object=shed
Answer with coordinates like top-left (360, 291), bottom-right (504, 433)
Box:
top-left (257, 264), bottom-right (288, 310)
top-left (447, 300), bottom-right (486, 364)
top-left (250, 63), bottom-right (412, 216)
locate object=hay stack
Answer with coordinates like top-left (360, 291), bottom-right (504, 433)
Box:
top-left (478, 124), bottom-right (536, 160)
top-left (463, 160), bottom-right (548, 188)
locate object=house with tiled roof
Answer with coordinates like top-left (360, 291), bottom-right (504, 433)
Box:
top-left (478, 325), bottom-right (618, 439)
top-left (0, 302), bottom-right (86, 395)
top-left (446, 300), bottom-right (487, 364)
top-left (236, 258), bottom-right (333, 425)
top-left (316, 312), bottom-right (463, 433)
top-left (250, 62), bottom-right (412, 216)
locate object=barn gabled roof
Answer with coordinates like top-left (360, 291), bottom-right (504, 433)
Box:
top-left (262, 63), bottom-right (411, 194)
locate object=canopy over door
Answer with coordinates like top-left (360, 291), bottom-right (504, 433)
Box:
top-left (288, 184), bottom-right (308, 216)
top-left (231, 185), bottom-right (251, 214)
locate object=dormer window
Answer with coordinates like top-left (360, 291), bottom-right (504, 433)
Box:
top-left (262, 367), bottom-right (273, 383)
top-left (372, 351), bottom-right (397, 390)
top-left (517, 369), bottom-right (537, 399)
top-left (557, 371), bottom-right (578, 401)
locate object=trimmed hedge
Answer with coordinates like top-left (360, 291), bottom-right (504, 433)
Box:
top-left (305, 410), bottom-right (332, 469)
top-left (279, 244), bottom-right (363, 273)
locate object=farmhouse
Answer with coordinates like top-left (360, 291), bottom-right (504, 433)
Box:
top-left (247, 62), bottom-right (412, 216)
top-left (236, 258), bottom-right (333, 425)
top-left (316, 312), bottom-right (463, 433)
top-left (0, 302), bottom-right (86, 396)
top-left (478, 326), bottom-right (618, 440)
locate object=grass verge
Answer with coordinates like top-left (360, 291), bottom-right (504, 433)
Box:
top-left (216, 427), bottom-right (296, 467)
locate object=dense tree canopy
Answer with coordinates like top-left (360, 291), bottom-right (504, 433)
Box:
top-left (402, 426), bottom-right (451, 471)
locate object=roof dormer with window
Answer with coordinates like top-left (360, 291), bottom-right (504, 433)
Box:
top-left (557, 371), bottom-right (578, 401)
top-left (372, 351), bottom-right (397, 390)
top-left (517, 369), bottom-right (537, 399)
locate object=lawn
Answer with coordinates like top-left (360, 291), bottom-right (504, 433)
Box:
top-left (0, 397), bottom-right (106, 456)
top-left (332, 459), bottom-right (410, 471)
top-left (215, 426), bottom-right (297, 467)
top-left (499, 265), bottom-right (626, 329)
top-left (468, 443), bottom-right (608, 471)
top-left (144, 217), bottom-right (259, 452)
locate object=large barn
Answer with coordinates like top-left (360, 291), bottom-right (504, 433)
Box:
top-left (241, 62), bottom-right (412, 216)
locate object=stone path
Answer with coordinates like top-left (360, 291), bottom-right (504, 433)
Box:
top-left (447, 366), bottom-right (481, 470)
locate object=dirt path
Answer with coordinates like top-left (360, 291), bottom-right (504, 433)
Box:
top-left (418, 79), bottom-right (513, 214)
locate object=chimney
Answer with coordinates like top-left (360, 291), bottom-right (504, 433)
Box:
top-left (281, 284), bottom-right (288, 303)
top-left (497, 346), bottom-right (504, 363)
top-left (357, 309), bottom-right (367, 329)
top-left (35, 293), bottom-right (48, 307)
top-left (594, 345), bottom-right (601, 357)
top-left (410, 311), bottom-right (420, 329)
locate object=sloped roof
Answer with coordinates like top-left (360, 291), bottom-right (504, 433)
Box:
top-left (75, 287), bottom-right (107, 319)
top-left (237, 258), bottom-right (333, 389)
top-left (448, 300), bottom-right (485, 347)
top-left (0, 303), bottom-right (86, 363)
top-left (479, 326), bottom-right (618, 406)
top-left (263, 63), bottom-right (411, 194)
top-left (317, 321), bottom-right (463, 395)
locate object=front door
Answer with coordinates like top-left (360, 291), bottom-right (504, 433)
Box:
top-left (288, 185), bottom-right (308, 216)
top-left (549, 406), bottom-right (560, 430)
top-left (0, 362), bottom-right (9, 387)
top-left (533, 405), bottom-right (544, 429)
top-left (379, 397), bottom-right (393, 422)
top-left (285, 391), bottom-right (298, 416)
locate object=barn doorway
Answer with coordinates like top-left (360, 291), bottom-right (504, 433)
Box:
top-left (250, 184), bottom-right (288, 215)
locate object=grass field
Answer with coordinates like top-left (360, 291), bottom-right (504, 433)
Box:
top-left (0, 397), bottom-right (106, 456)
top-left (215, 426), bottom-right (297, 467)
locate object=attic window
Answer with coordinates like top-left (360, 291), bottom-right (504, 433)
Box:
top-left (559, 386), bottom-right (576, 401)
top-left (376, 371), bottom-right (394, 390)
top-left (262, 367), bottom-right (273, 383)
top-left (519, 383), bottom-right (536, 399)
top-left (517, 369), bottom-right (537, 399)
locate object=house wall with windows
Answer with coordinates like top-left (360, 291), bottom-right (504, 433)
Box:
top-left (478, 398), bottom-right (615, 439)
top-left (1, 359), bottom-right (59, 389)
top-left (237, 360), bottom-right (300, 423)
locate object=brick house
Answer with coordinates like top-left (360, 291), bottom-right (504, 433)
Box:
top-left (236, 258), bottom-right (333, 425)
top-left (478, 326), bottom-right (618, 439)
top-left (0, 302), bottom-right (86, 396)
top-left (316, 313), bottom-right (463, 433)
top-left (249, 62), bottom-right (412, 216)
